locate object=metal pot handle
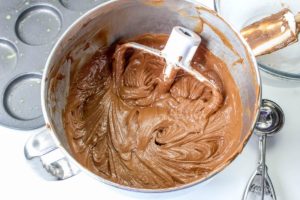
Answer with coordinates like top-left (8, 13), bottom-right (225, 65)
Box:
top-left (24, 128), bottom-right (80, 180)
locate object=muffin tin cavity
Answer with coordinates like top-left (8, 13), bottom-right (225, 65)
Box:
top-left (0, 39), bottom-right (18, 77)
top-left (3, 74), bottom-right (43, 121)
top-left (0, 0), bottom-right (107, 130)
top-left (60, 0), bottom-right (108, 11)
top-left (15, 5), bottom-right (62, 46)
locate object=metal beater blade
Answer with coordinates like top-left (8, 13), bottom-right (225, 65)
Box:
top-left (123, 26), bottom-right (218, 90)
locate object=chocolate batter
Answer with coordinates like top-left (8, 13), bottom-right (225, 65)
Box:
top-left (63, 34), bottom-right (243, 189)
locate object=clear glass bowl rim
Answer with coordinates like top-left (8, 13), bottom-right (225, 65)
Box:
top-left (213, 0), bottom-right (300, 81)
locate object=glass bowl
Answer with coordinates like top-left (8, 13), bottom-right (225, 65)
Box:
top-left (214, 0), bottom-right (300, 80)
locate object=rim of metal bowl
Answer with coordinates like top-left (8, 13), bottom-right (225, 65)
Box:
top-left (42, 0), bottom-right (261, 192)
top-left (214, 0), bottom-right (300, 81)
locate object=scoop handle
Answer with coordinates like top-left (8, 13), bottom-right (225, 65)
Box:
top-left (24, 128), bottom-right (80, 180)
top-left (258, 135), bottom-right (267, 200)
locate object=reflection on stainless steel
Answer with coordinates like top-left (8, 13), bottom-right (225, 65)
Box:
top-left (243, 99), bottom-right (284, 200)
top-left (24, 129), bottom-right (80, 180)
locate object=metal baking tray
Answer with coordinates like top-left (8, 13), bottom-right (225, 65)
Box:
top-left (0, 0), bottom-right (108, 130)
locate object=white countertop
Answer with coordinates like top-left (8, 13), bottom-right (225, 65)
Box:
top-left (1, 1), bottom-right (300, 199)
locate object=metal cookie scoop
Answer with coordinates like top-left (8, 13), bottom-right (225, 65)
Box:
top-left (243, 99), bottom-right (285, 200)
top-left (123, 26), bottom-right (218, 90)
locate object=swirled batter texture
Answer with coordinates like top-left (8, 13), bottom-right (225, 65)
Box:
top-left (64, 34), bottom-right (243, 189)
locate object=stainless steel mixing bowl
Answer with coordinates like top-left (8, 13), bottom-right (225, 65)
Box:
top-left (24, 0), bottom-right (261, 192)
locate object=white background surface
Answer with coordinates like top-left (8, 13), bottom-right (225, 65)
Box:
top-left (1, 1), bottom-right (300, 199)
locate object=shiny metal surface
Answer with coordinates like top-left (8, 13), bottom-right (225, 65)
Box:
top-left (243, 99), bottom-right (284, 200)
top-left (24, 128), bottom-right (79, 180)
top-left (255, 100), bottom-right (285, 137)
top-left (33, 0), bottom-right (261, 192)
